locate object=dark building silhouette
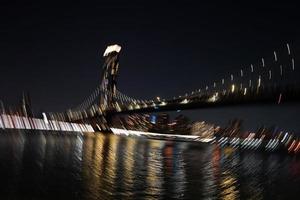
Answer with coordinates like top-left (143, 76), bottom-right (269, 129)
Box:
top-left (169, 114), bottom-right (190, 134)
top-left (150, 113), bottom-right (170, 133)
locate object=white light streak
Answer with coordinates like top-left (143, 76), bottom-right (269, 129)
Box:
top-left (180, 99), bottom-right (189, 104)
top-left (42, 112), bottom-right (49, 125)
top-left (287, 43), bottom-right (291, 55)
top-left (231, 84), bottom-right (235, 93)
top-left (0, 114), bottom-right (94, 132)
top-left (274, 51), bottom-right (277, 62)
top-left (160, 101), bottom-right (167, 106)
top-left (244, 88), bottom-right (247, 95)
top-left (208, 93), bottom-right (219, 102)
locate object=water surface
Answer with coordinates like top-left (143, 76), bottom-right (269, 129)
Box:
top-left (0, 130), bottom-right (300, 199)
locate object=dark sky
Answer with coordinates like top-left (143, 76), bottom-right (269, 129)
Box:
top-left (0, 1), bottom-right (300, 112)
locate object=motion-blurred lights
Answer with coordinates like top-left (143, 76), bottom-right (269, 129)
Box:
top-left (274, 51), bottom-right (278, 62)
top-left (287, 43), bottom-right (291, 55)
top-left (231, 84), bottom-right (235, 93)
top-left (258, 76), bottom-right (261, 88)
top-left (208, 93), bottom-right (219, 102)
top-left (160, 101), bottom-right (167, 106)
top-left (180, 99), bottom-right (189, 104)
top-left (142, 103), bottom-right (148, 108)
top-left (42, 112), bottom-right (49, 125)
top-left (243, 88), bottom-right (247, 96)
top-left (288, 140), bottom-right (296, 152)
top-left (292, 58), bottom-right (295, 71)
top-left (281, 132), bottom-right (289, 143)
top-left (115, 103), bottom-right (122, 112)
top-left (128, 105), bottom-right (133, 110)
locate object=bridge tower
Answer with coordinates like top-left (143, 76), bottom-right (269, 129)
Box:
top-left (100, 44), bottom-right (122, 111)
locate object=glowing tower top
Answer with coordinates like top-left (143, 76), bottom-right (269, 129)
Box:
top-left (103, 44), bottom-right (122, 57)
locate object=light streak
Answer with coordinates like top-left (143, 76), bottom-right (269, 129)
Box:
top-left (258, 76), bottom-right (261, 88)
top-left (274, 51), bottom-right (277, 62)
top-left (231, 84), bottom-right (235, 93)
top-left (278, 93), bottom-right (282, 104)
top-left (243, 87), bottom-right (247, 95)
top-left (287, 43), bottom-right (291, 55)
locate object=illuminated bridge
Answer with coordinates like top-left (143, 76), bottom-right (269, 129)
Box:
top-left (51, 44), bottom-right (299, 131)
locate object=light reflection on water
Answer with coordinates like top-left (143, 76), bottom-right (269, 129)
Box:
top-left (0, 130), bottom-right (300, 199)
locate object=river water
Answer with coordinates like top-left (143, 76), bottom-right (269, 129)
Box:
top-left (0, 130), bottom-right (300, 200)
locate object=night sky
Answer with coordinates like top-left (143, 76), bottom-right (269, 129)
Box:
top-left (0, 1), bottom-right (300, 113)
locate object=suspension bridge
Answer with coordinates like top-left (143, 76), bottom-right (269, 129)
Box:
top-left (46, 43), bottom-right (299, 131)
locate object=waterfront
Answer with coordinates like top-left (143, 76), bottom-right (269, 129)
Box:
top-left (0, 130), bottom-right (300, 199)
